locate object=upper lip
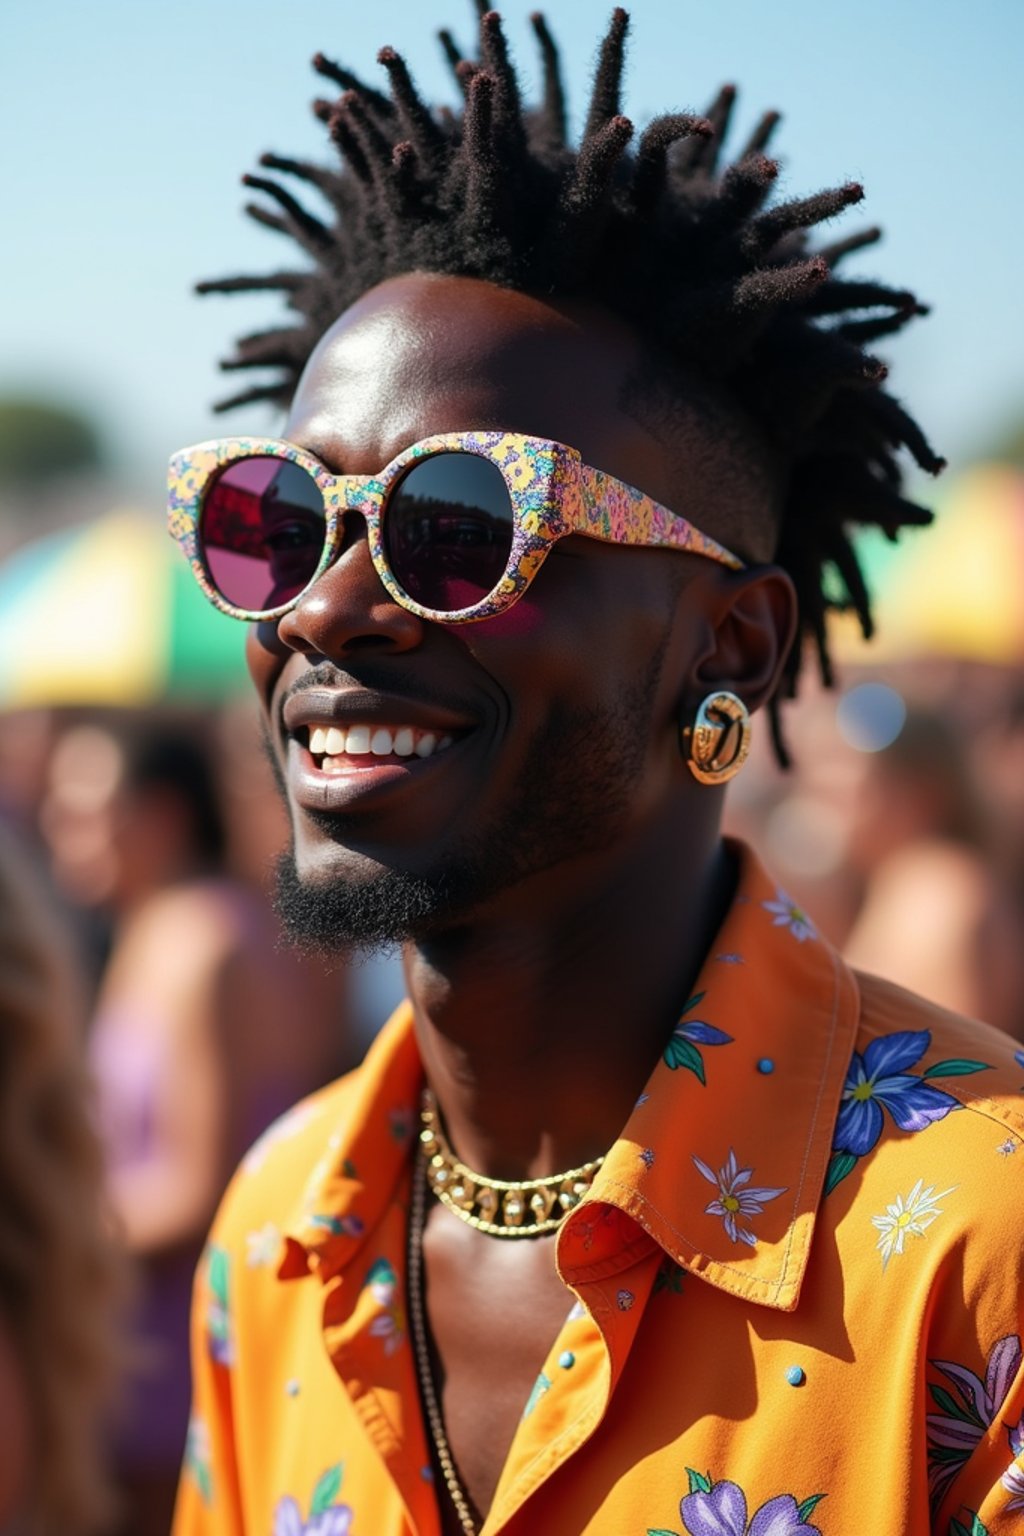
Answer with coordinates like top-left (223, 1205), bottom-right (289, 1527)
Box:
top-left (282, 688), bottom-right (480, 737)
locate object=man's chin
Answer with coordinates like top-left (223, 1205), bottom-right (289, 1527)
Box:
top-left (272, 848), bottom-right (470, 957)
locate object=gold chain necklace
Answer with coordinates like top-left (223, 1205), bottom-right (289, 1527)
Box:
top-left (407, 1149), bottom-right (479, 1535)
top-left (419, 1087), bottom-right (605, 1237)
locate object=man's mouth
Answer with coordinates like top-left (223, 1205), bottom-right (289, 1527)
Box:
top-left (305, 722), bottom-right (457, 772)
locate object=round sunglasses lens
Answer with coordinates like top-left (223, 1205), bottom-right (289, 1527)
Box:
top-left (384, 453), bottom-right (513, 613)
top-left (199, 456), bottom-right (326, 612)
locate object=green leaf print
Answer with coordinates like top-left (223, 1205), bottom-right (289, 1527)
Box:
top-left (663, 1036), bottom-right (706, 1082)
top-left (365, 1257), bottom-right (396, 1288)
top-left (194, 1461), bottom-right (213, 1507)
top-left (309, 1463), bottom-right (344, 1516)
top-left (950, 1516), bottom-right (989, 1536)
top-left (646, 1529), bottom-right (678, 1535)
top-left (921, 1059), bottom-right (990, 1080)
top-left (184, 1418), bottom-right (213, 1507)
top-left (207, 1246), bottom-right (230, 1307)
top-left (523, 1372), bottom-right (552, 1419)
top-left (796, 1493), bottom-right (826, 1521)
top-left (928, 1383), bottom-right (982, 1425)
top-left (685, 1468), bottom-right (712, 1495)
top-left (824, 1150), bottom-right (857, 1195)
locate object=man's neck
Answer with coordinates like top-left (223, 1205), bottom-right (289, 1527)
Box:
top-left (403, 820), bottom-right (735, 1182)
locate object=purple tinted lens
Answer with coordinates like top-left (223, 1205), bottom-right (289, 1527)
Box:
top-left (384, 453), bottom-right (513, 613)
top-left (199, 456), bottom-right (326, 611)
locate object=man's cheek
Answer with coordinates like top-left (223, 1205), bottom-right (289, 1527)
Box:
top-left (440, 597), bottom-right (545, 643)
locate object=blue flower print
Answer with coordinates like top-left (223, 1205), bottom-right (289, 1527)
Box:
top-left (826, 1031), bottom-right (990, 1193)
top-left (663, 993), bottom-right (733, 1083)
top-left (836, 1032), bottom-right (959, 1153)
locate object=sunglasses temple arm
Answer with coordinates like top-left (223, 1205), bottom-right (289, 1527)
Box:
top-left (574, 462), bottom-right (744, 570)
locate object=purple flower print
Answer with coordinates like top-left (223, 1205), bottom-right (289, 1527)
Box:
top-left (926, 1334), bottom-right (1022, 1508)
top-left (676, 1472), bottom-right (824, 1536)
top-left (365, 1257), bottom-right (405, 1354)
top-left (274, 1466), bottom-right (353, 1536)
top-left (692, 1150), bottom-right (787, 1247)
top-left (274, 1498), bottom-right (352, 1536)
top-left (1003, 1460), bottom-right (1024, 1511)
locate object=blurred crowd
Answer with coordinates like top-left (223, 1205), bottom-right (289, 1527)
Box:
top-left (0, 700), bottom-right (402, 1536)
top-left (0, 487), bottom-right (1022, 1534)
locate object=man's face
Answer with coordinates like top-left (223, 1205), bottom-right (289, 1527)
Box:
top-left (248, 272), bottom-right (729, 951)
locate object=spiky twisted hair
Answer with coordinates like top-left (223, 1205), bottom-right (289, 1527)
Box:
top-left (199, 3), bottom-right (944, 762)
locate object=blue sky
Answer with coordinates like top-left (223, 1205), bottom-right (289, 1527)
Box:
top-left (3, 0), bottom-right (1023, 504)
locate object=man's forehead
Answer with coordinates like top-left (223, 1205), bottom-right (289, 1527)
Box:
top-left (285, 272), bottom-right (661, 478)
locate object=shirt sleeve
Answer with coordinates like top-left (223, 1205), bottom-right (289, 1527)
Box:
top-left (172, 1237), bottom-right (245, 1536)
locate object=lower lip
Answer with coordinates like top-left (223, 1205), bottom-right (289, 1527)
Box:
top-left (287, 737), bottom-right (469, 814)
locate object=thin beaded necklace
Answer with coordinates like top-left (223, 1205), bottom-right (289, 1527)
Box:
top-left (407, 1148), bottom-right (480, 1535)
top-left (408, 1094), bottom-right (607, 1533)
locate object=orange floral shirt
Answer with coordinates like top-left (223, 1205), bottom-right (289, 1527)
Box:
top-left (173, 844), bottom-right (1024, 1536)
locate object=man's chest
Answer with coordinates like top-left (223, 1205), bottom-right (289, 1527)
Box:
top-left (419, 1218), bottom-right (576, 1529)
top-left (232, 1227), bottom-right (939, 1536)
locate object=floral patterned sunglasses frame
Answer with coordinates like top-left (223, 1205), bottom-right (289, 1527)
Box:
top-left (167, 428), bottom-right (745, 626)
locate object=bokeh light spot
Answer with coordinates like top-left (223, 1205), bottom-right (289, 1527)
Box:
top-left (836, 682), bottom-right (907, 753)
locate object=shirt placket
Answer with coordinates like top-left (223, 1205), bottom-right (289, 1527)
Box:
top-left (483, 1229), bottom-right (661, 1534)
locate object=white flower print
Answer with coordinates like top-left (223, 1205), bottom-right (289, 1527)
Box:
top-left (871, 1179), bottom-right (955, 1271)
top-left (246, 1222), bottom-right (281, 1267)
top-left (692, 1148), bottom-right (787, 1247)
top-left (762, 889), bottom-right (817, 942)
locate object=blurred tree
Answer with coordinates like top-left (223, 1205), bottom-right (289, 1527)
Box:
top-left (0, 397), bottom-right (105, 485)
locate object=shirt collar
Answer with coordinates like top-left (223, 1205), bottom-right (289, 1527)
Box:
top-left (557, 842), bottom-right (859, 1310)
top-left (279, 841), bottom-right (858, 1311)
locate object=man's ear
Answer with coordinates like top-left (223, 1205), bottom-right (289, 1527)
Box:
top-left (682, 564), bottom-right (798, 717)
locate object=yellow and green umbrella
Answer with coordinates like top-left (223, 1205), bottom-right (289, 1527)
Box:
top-left (832, 463), bottom-right (1024, 665)
top-left (0, 510), bottom-right (250, 707)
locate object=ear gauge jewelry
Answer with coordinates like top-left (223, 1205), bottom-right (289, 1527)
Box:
top-left (681, 690), bottom-right (752, 785)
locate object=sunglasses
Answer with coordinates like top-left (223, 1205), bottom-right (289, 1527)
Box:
top-left (167, 429), bottom-right (744, 625)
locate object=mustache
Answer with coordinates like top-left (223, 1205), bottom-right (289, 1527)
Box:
top-left (278, 661), bottom-right (479, 719)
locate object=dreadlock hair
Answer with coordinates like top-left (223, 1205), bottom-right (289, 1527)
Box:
top-left (198, 5), bottom-right (944, 764)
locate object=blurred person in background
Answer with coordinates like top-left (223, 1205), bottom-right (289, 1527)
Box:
top-left (842, 708), bottom-right (1024, 1034)
top-left (40, 716), bottom-right (348, 1536)
top-left (0, 822), bottom-right (122, 1535)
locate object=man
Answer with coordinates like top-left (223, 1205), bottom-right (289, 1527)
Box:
top-left (169, 11), bottom-right (1024, 1534)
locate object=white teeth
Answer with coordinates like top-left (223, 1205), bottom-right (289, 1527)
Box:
top-left (308, 723), bottom-right (459, 763)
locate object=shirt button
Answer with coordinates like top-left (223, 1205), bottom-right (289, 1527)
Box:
top-left (786, 1365), bottom-right (806, 1387)
top-left (757, 1058), bottom-right (775, 1075)
top-left (558, 1351), bottom-right (576, 1370)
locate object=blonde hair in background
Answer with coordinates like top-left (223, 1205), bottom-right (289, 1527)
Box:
top-left (0, 824), bottom-right (124, 1534)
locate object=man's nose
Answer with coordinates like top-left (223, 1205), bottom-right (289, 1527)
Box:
top-left (275, 519), bottom-right (424, 659)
